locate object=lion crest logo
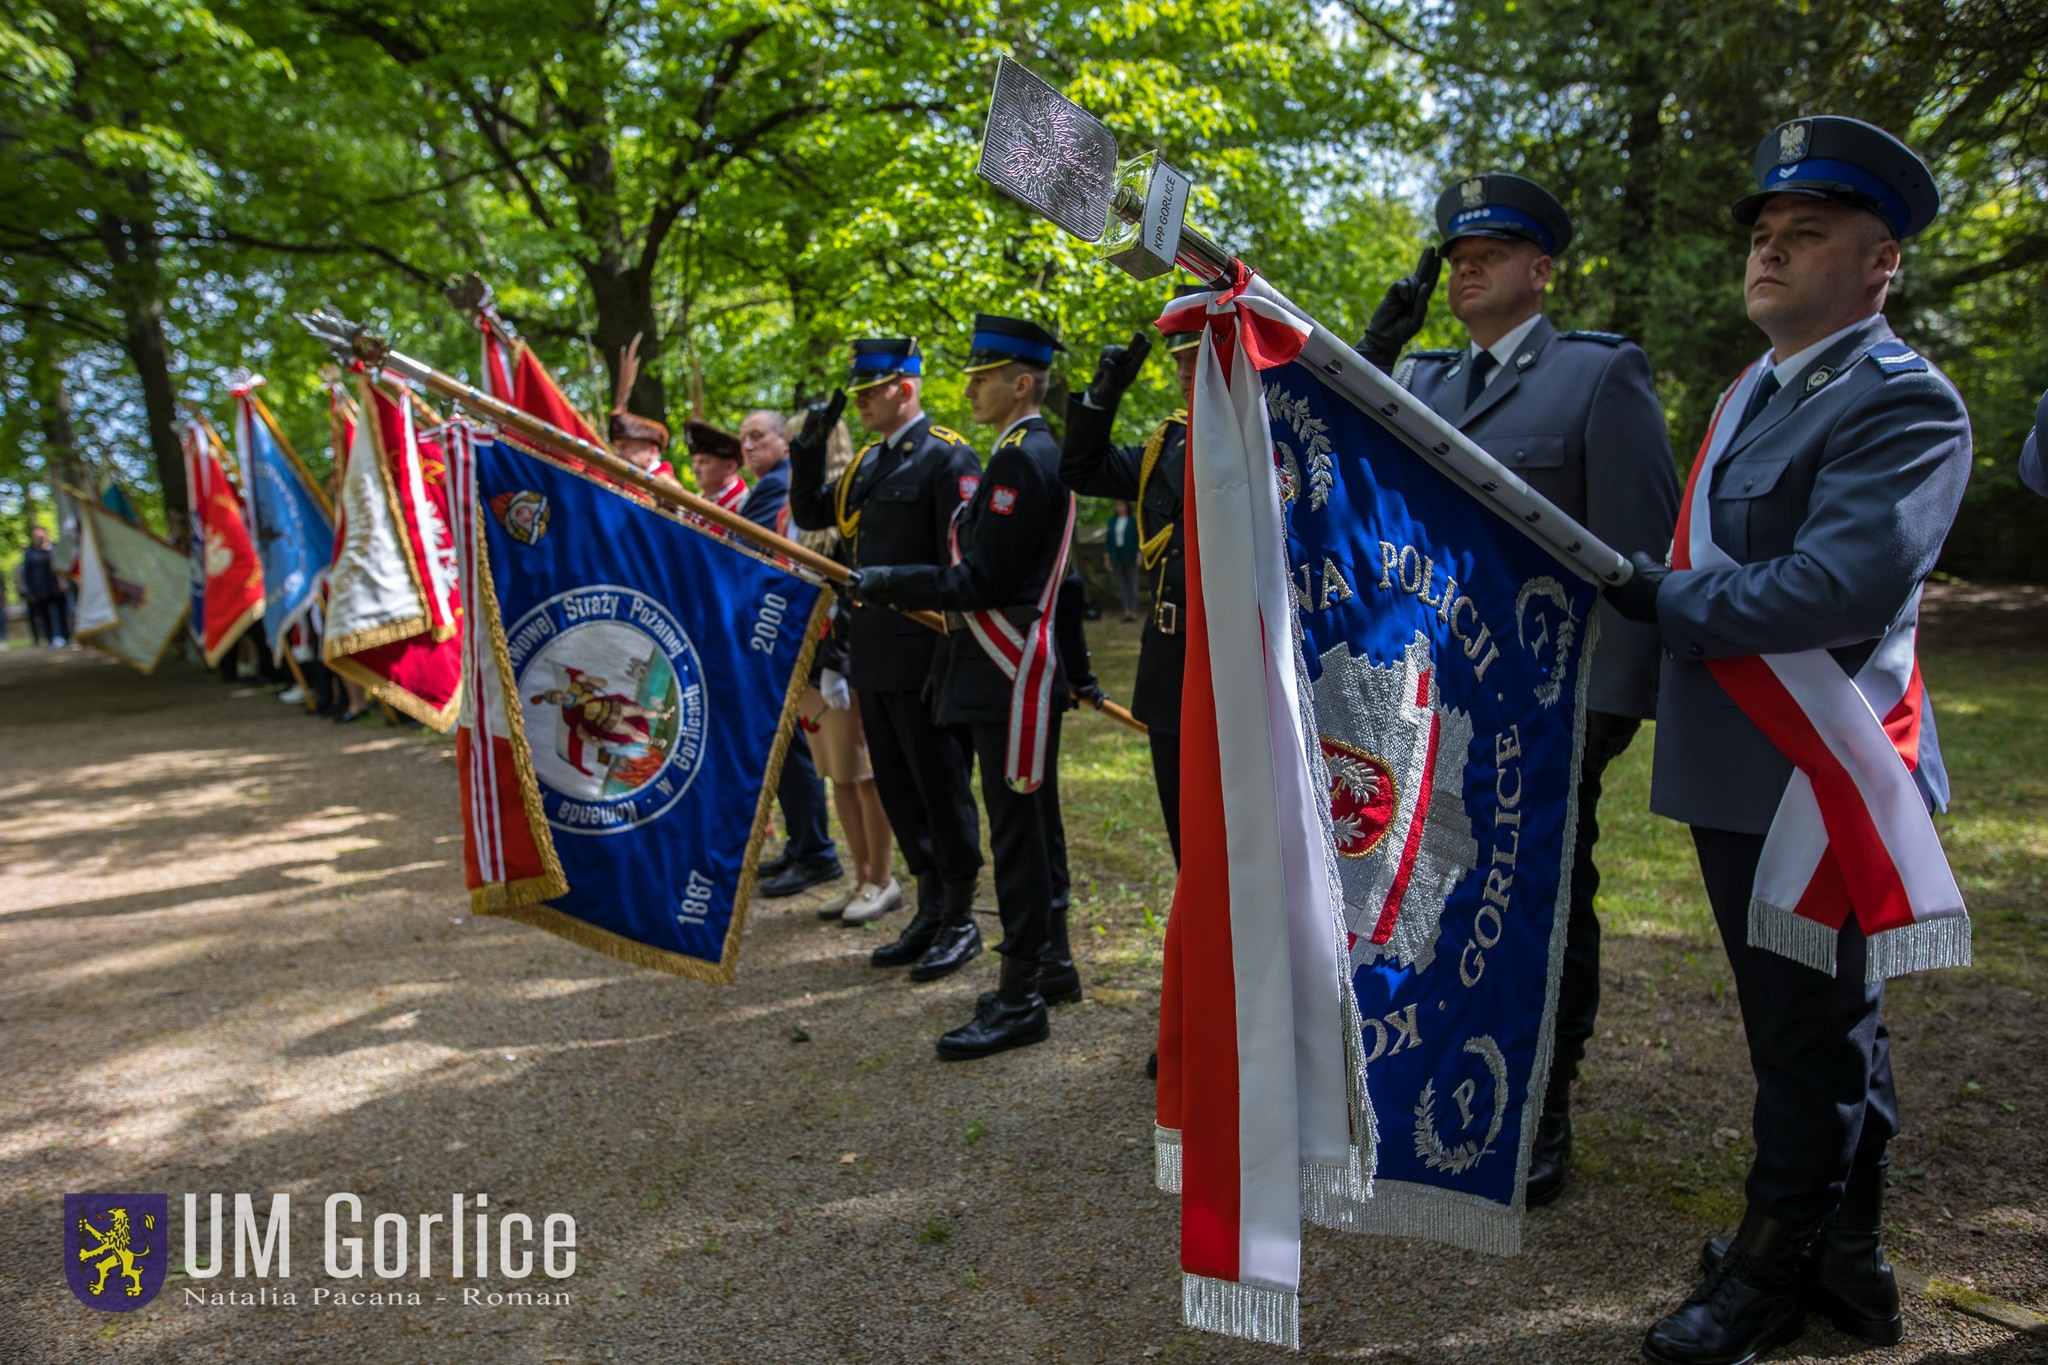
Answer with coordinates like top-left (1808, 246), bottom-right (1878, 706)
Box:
top-left (64, 1193), bottom-right (169, 1310)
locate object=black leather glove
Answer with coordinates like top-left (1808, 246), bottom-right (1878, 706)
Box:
top-left (843, 565), bottom-right (897, 607)
top-left (790, 389), bottom-right (847, 468)
top-left (1083, 331), bottom-right (1152, 410)
top-left (1073, 678), bottom-right (1106, 709)
top-left (1358, 246), bottom-right (1441, 372)
top-left (1606, 550), bottom-right (1670, 623)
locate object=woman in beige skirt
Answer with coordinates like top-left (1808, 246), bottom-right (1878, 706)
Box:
top-left (792, 414), bottom-right (900, 923)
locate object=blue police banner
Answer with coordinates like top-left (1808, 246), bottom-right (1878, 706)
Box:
top-left (233, 381), bottom-right (335, 656)
top-left (457, 429), bottom-right (826, 982)
top-left (1266, 357), bottom-right (1600, 1254)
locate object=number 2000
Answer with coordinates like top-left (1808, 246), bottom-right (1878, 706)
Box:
top-left (748, 592), bottom-right (789, 653)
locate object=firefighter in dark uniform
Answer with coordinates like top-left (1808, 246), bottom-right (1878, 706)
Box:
top-left (787, 338), bottom-right (985, 982)
top-left (1059, 286), bottom-right (1204, 864)
top-left (849, 315), bottom-right (1077, 1060)
top-left (1359, 173), bottom-right (1681, 1206)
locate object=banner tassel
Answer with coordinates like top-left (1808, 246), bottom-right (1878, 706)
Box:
top-left (1182, 1273), bottom-right (1299, 1349)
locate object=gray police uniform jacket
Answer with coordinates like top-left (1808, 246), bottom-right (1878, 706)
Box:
top-left (1649, 314), bottom-right (1972, 835)
top-left (1397, 316), bottom-right (1679, 718)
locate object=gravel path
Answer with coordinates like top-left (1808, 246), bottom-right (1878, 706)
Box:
top-left (0, 626), bottom-right (2038, 1365)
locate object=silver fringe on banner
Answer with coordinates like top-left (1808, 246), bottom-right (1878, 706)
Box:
top-left (1155, 1124), bottom-right (1182, 1194)
top-left (1867, 914), bottom-right (1971, 982)
top-left (1748, 897), bottom-right (1842, 977)
top-left (1307, 1179), bottom-right (1523, 1254)
top-left (1183, 1272), bottom-right (1299, 1349)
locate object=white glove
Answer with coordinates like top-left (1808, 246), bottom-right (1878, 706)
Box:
top-left (820, 669), bottom-right (851, 711)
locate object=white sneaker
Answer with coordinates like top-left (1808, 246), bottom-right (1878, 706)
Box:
top-left (841, 878), bottom-right (903, 924)
top-left (278, 685), bottom-right (306, 704)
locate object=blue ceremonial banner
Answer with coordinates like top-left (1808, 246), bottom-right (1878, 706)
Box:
top-left (235, 388), bottom-right (335, 655)
top-left (1268, 359), bottom-right (1599, 1253)
top-left (460, 432), bottom-right (826, 982)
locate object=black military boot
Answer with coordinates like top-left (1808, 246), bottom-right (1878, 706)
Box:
top-left (978, 905), bottom-right (1082, 1010)
top-left (1808, 1165), bottom-right (1902, 1344)
top-left (937, 953), bottom-right (1050, 1061)
top-left (1701, 1167), bottom-right (1901, 1346)
top-left (1645, 1207), bottom-right (1816, 1365)
top-left (908, 879), bottom-right (982, 981)
top-left (1526, 1105), bottom-right (1572, 1207)
top-left (870, 873), bottom-right (943, 968)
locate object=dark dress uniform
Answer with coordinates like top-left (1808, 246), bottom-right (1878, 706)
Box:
top-left (1610, 117), bottom-right (1963, 1365)
top-left (852, 314), bottom-right (1078, 1059)
top-left (788, 339), bottom-right (983, 976)
top-left (1370, 172), bottom-right (1680, 1204)
top-left (1062, 401), bottom-right (1188, 862)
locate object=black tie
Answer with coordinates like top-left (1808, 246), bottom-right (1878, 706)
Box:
top-left (1733, 370), bottom-right (1781, 438)
top-left (1464, 349), bottom-right (1498, 409)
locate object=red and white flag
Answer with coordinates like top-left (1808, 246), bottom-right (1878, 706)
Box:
top-left (184, 415), bottom-right (265, 667)
top-left (1152, 268), bottom-right (1365, 1348)
top-left (476, 295), bottom-right (603, 447)
top-left (322, 374), bottom-right (463, 729)
top-left (1677, 360), bottom-right (1968, 979)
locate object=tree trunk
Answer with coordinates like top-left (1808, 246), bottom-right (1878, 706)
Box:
top-left (101, 206), bottom-right (190, 545)
top-left (585, 254), bottom-right (666, 424)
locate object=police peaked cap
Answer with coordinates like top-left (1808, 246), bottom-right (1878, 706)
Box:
top-left (846, 337), bottom-right (922, 393)
top-left (1733, 115), bottom-right (1939, 240)
top-left (683, 418), bottom-right (742, 462)
top-left (965, 314), bottom-right (1066, 373)
top-left (1161, 283), bottom-right (1209, 355)
top-left (1435, 173), bottom-right (1574, 257)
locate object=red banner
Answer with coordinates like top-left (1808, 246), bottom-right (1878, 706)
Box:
top-left (184, 417), bottom-right (265, 667)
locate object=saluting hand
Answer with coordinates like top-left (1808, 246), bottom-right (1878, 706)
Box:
top-left (791, 389), bottom-right (847, 468)
top-left (1359, 246), bottom-right (1441, 372)
top-left (1084, 331), bottom-right (1153, 410)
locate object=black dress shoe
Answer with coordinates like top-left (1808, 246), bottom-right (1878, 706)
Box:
top-left (937, 955), bottom-right (1049, 1061)
top-left (1698, 1166), bottom-right (1901, 1346)
top-left (909, 920), bottom-right (982, 981)
top-left (759, 855), bottom-right (843, 899)
top-left (871, 874), bottom-right (943, 967)
top-left (1526, 1107), bottom-right (1571, 1207)
top-left (757, 846), bottom-right (795, 880)
top-left (979, 954), bottom-right (1081, 1010)
top-left (1644, 1209), bottom-right (1815, 1365)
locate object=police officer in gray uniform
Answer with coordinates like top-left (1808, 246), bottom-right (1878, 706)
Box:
top-left (1361, 172), bottom-right (1680, 1206)
top-left (1609, 116), bottom-right (1970, 1365)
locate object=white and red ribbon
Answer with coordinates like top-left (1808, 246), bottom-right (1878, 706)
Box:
top-left (948, 494), bottom-right (1076, 793)
top-left (1675, 359), bottom-right (1968, 980)
top-left (1151, 268), bottom-right (1362, 1347)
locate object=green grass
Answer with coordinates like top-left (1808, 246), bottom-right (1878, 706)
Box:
top-left (1062, 619), bottom-right (2046, 989)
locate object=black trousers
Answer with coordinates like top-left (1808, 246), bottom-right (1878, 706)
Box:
top-left (1694, 825), bottom-right (1899, 1226)
top-left (1044, 724), bottom-right (1070, 913)
top-left (969, 712), bottom-right (1062, 962)
top-left (859, 687), bottom-right (980, 885)
top-left (1546, 710), bottom-right (1640, 1112)
top-left (1148, 729), bottom-right (1182, 867)
top-left (774, 729), bottom-right (836, 863)
top-left (28, 594), bottom-right (70, 643)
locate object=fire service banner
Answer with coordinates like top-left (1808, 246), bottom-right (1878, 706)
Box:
top-left (458, 431), bottom-right (826, 982)
top-left (1267, 359), bottom-right (1599, 1255)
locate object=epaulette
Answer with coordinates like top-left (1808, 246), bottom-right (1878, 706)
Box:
top-left (928, 424), bottom-right (970, 445)
top-left (1404, 349), bottom-right (1463, 361)
top-left (1560, 330), bottom-right (1629, 346)
top-left (998, 428), bottom-right (1028, 451)
top-left (1166, 407), bottom-right (1188, 426)
top-left (1865, 340), bottom-right (1929, 377)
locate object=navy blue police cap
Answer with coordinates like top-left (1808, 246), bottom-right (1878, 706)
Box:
top-left (846, 337), bottom-right (922, 393)
top-left (965, 314), bottom-right (1065, 374)
top-left (1435, 173), bottom-right (1573, 257)
top-left (1733, 115), bottom-right (1938, 240)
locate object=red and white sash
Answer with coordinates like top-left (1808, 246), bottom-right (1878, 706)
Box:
top-left (948, 493), bottom-right (1075, 793)
top-left (1675, 357), bottom-right (1968, 981)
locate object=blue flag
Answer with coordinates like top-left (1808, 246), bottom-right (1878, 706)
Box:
top-left (458, 432), bottom-right (826, 982)
top-left (1268, 359), bottom-right (1600, 1253)
top-left (235, 391), bottom-right (335, 655)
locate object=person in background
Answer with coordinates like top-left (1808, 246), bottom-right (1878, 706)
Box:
top-left (2018, 386), bottom-right (2047, 497)
top-left (609, 336), bottom-right (676, 482)
top-left (792, 412), bottom-right (901, 924)
top-left (731, 410), bottom-right (843, 899)
top-left (1105, 499), bottom-right (1139, 622)
top-left (19, 525), bottom-right (69, 647)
